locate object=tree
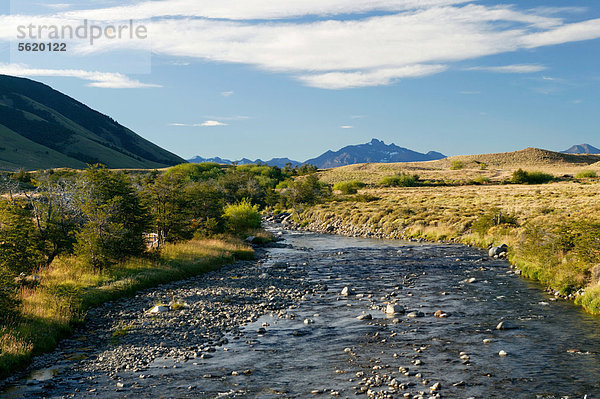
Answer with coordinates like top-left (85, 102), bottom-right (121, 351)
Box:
top-left (75, 166), bottom-right (150, 269)
top-left (0, 199), bottom-right (42, 275)
top-left (217, 170), bottom-right (266, 206)
top-left (283, 174), bottom-right (331, 209)
top-left (142, 171), bottom-right (192, 246)
top-left (186, 181), bottom-right (225, 236)
top-left (26, 178), bottom-right (80, 266)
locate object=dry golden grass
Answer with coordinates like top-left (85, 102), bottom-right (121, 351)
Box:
top-left (318, 148), bottom-right (600, 184)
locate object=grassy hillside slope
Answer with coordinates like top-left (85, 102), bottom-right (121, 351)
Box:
top-left (0, 75), bottom-right (185, 171)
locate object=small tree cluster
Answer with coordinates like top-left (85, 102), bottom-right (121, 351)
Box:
top-left (333, 180), bottom-right (366, 195)
top-left (511, 169), bottom-right (554, 184)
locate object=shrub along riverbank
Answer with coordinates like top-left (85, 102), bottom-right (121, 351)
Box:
top-left (294, 179), bottom-right (600, 315)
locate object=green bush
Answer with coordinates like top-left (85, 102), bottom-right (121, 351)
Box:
top-left (576, 170), bottom-right (597, 179)
top-left (472, 176), bottom-right (490, 184)
top-left (450, 160), bottom-right (464, 170)
top-left (333, 180), bottom-right (366, 195)
top-left (511, 169), bottom-right (553, 184)
top-left (471, 208), bottom-right (518, 236)
top-left (379, 174), bottom-right (418, 187)
top-left (223, 200), bottom-right (262, 233)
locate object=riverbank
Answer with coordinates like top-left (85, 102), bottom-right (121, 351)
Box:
top-left (280, 181), bottom-right (600, 314)
top-left (0, 238), bottom-right (254, 380)
top-left (1, 237), bottom-right (316, 398)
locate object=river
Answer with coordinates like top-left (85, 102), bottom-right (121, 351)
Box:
top-left (3, 229), bottom-right (600, 398)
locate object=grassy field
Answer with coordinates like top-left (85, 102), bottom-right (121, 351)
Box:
top-left (0, 238), bottom-right (253, 379)
top-left (318, 148), bottom-right (600, 184)
top-left (300, 148), bottom-right (600, 314)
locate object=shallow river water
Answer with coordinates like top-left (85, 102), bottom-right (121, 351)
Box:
top-left (4, 229), bottom-right (600, 398)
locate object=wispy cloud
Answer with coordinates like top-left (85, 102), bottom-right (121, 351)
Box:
top-left (298, 65), bottom-right (448, 89)
top-left (0, 63), bottom-right (160, 88)
top-left (62, 0), bottom-right (473, 21)
top-left (460, 90), bottom-right (480, 95)
top-left (39, 3), bottom-right (72, 10)
top-left (200, 120), bottom-right (227, 126)
top-left (170, 120), bottom-right (228, 127)
top-left (169, 61), bottom-right (191, 66)
top-left (2, 2), bottom-right (600, 89)
top-left (466, 64), bottom-right (547, 73)
top-left (221, 91), bottom-right (234, 97)
top-left (340, 125), bottom-right (353, 129)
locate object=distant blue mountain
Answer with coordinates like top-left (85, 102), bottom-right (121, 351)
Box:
top-left (304, 139), bottom-right (446, 169)
top-left (562, 144), bottom-right (600, 154)
top-left (188, 156), bottom-right (301, 168)
top-left (188, 138), bottom-right (446, 169)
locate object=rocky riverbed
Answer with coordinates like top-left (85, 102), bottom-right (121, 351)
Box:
top-left (1, 248), bottom-right (319, 398)
top-left (4, 229), bottom-right (600, 398)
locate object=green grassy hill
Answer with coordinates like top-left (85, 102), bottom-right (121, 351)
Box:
top-left (0, 75), bottom-right (185, 171)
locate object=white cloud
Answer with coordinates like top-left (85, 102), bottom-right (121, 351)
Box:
top-left (1, 2), bottom-right (600, 89)
top-left (520, 18), bottom-right (600, 48)
top-left (460, 90), bottom-right (480, 95)
top-left (170, 120), bottom-right (228, 126)
top-left (199, 120), bottom-right (227, 126)
top-left (340, 125), bottom-right (353, 129)
top-left (62, 0), bottom-right (473, 21)
top-left (0, 63), bottom-right (160, 88)
top-left (298, 65), bottom-right (448, 89)
top-left (221, 91), bottom-right (234, 97)
top-left (467, 64), bottom-right (547, 73)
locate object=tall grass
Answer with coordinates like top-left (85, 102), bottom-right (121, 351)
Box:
top-left (0, 238), bottom-right (253, 378)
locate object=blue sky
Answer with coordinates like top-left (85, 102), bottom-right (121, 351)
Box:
top-left (0, 0), bottom-right (600, 161)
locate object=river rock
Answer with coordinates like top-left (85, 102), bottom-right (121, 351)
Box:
top-left (489, 244), bottom-right (508, 258)
top-left (433, 310), bottom-right (448, 318)
top-left (496, 321), bottom-right (518, 330)
top-left (407, 311), bottom-right (424, 318)
top-left (148, 305), bottom-right (169, 314)
top-left (498, 350), bottom-right (508, 356)
top-left (386, 304), bottom-right (404, 315)
top-left (341, 286), bottom-right (352, 296)
top-left (357, 313), bottom-right (373, 320)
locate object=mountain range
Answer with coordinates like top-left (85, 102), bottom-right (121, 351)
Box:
top-left (189, 139), bottom-right (447, 169)
top-left (562, 144), bottom-right (600, 154)
top-left (187, 156), bottom-right (301, 168)
top-left (0, 75), bottom-right (185, 171)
